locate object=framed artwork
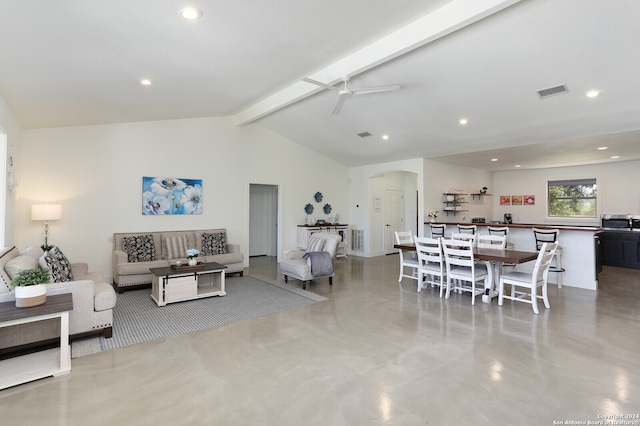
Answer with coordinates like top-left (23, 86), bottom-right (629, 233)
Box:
top-left (500, 196), bottom-right (511, 205)
top-left (524, 195), bottom-right (535, 205)
top-left (142, 177), bottom-right (203, 215)
top-left (511, 195), bottom-right (523, 205)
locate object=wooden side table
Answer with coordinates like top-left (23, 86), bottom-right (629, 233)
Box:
top-left (0, 293), bottom-right (73, 390)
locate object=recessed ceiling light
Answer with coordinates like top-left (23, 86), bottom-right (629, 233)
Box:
top-left (140, 79), bottom-right (153, 86)
top-left (597, 146), bottom-right (608, 150)
top-left (491, 158), bottom-right (498, 162)
top-left (459, 118), bottom-right (468, 125)
top-left (611, 155), bottom-right (620, 159)
top-left (381, 134), bottom-right (389, 140)
top-left (180, 7), bottom-right (203, 20)
top-left (514, 165), bottom-right (521, 168)
top-left (586, 90), bottom-right (600, 98)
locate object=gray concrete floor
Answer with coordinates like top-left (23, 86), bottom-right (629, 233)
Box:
top-left (1, 255), bottom-right (639, 425)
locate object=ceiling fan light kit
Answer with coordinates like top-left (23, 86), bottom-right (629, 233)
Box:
top-left (303, 75), bottom-right (400, 114)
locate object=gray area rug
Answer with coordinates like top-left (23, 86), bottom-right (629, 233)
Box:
top-left (72, 275), bottom-right (325, 358)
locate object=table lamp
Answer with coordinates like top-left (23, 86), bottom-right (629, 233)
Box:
top-left (31, 204), bottom-right (62, 250)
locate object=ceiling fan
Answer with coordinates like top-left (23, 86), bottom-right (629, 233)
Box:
top-left (303, 75), bottom-right (401, 114)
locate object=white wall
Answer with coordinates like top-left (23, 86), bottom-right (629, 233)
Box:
top-left (18, 117), bottom-right (348, 282)
top-left (0, 95), bottom-right (21, 246)
top-left (423, 159), bottom-right (493, 228)
top-left (492, 160), bottom-right (640, 226)
top-left (348, 159), bottom-right (423, 257)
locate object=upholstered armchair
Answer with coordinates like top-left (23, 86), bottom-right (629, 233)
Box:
top-left (280, 232), bottom-right (341, 289)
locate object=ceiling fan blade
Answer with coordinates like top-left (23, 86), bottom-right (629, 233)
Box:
top-left (303, 78), bottom-right (339, 92)
top-left (332, 97), bottom-right (347, 114)
top-left (351, 84), bottom-right (401, 95)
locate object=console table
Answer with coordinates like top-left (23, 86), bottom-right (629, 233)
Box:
top-left (0, 293), bottom-right (73, 390)
top-left (297, 224), bottom-right (348, 259)
top-left (150, 262), bottom-right (227, 306)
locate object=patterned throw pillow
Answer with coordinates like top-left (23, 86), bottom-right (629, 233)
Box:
top-left (123, 235), bottom-right (157, 262)
top-left (41, 247), bottom-right (73, 283)
top-left (306, 237), bottom-right (325, 252)
top-left (201, 232), bottom-right (226, 256)
top-left (163, 235), bottom-right (188, 259)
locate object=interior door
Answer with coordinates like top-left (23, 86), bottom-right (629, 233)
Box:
top-left (249, 184), bottom-right (277, 257)
top-left (384, 189), bottom-right (404, 254)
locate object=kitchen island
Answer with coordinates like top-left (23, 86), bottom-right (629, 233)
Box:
top-left (425, 222), bottom-right (600, 290)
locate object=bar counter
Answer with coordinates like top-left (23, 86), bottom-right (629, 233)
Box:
top-left (423, 221), bottom-right (600, 290)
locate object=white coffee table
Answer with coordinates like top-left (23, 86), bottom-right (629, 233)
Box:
top-left (150, 262), bottom-right (227, 306)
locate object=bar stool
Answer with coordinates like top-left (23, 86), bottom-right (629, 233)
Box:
top-left (487, 226), bottom-right (514, 250)
top-left (457, 224), bottom-right (477, 234)
top-left (532, 228), bottom-right (565, 288)
top-left (429, 223), bottom-right (446, 238)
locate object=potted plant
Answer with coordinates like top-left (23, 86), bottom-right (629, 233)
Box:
top-left (10, 268), bottom-right (52, 308)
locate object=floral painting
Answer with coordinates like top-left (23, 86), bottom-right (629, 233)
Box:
top-left (142, 177), bottom-right (202, 215)
top-left (500, 196), bottom-right (511, 205)
top-left (524, 195), bottom-right (535, 205)
top-left (511, 195), bottom-right (523, 205)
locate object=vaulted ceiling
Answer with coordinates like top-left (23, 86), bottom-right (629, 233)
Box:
top-left (1, 0), bottom-right (638, 170)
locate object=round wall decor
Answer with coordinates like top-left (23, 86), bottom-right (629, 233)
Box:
top-left (314, 192), bottom-right (323, 202)
top-left (304, 203), bottom-right (314, 214)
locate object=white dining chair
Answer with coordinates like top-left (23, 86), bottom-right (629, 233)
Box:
top-left (451, 232), bottom-right (476, 246)
top-left (498, 242), bottom-right (558, 314)
top-left (395, 231), bottom-right (419, 283)
top-left (414, 236), bottom-right (446, 296)
top-left (476, 234), bottom-right (507, 249)
top-left (442, 239), bottom-right (492, 305)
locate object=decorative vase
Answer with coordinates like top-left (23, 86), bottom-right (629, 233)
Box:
top-left (15, 284), bottom-right (47, 308)
top-left (431, 218), bottom-right (436, 223)
top-left (188, 257), bottom-right (197, 266)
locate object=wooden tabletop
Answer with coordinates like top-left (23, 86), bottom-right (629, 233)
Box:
top-left (394, 243), bottom-right (538, 264)
top-left (0, 293), bottom-right (73, 322)
top-left (149, 261), bottom-right (227, 277)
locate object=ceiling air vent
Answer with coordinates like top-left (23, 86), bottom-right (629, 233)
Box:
top-left (537, 84), bottom-right (569, 99)
top-left (357, 131), bottom-right (372, 138)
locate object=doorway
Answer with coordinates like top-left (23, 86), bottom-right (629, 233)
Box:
top-left (249, 184), bottom-right (278, 258)
top-left (384, 189), bottom-right (403, 254)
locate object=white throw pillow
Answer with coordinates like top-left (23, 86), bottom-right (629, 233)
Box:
top-left (306, 237), bottom-right (325, 252)
top-left (163, 235), bottom-right (188, 259)
top-left (21, 245), bottom-right (45, 261)
top-left (5, 255), bottom-right (40, 280)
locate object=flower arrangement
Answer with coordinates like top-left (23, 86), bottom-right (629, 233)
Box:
top-left (427, 210), bottom-right (439, 218)
top-left (186, 248), bottom-right (200, 259)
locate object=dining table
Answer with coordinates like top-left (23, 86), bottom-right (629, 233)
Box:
top-left (393, 242), bottom-right (539, 303)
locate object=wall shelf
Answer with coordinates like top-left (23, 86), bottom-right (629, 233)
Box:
top-left (471, 193), bottom-right (493, 200)
top-left (442, 193), bottom-right (468, 216)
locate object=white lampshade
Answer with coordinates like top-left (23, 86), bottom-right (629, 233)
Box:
top-left (31, 204), bottom-right (62, 221)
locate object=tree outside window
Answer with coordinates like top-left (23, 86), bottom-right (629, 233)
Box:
top-left (548, 178), bottom-right (597, 218)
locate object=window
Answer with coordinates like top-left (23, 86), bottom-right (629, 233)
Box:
top-left (547, 178), bottom-right (597, 218)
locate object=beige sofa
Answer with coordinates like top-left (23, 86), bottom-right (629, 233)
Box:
top-left (0, 245), bottom-right (117, 353)
top-left (113, 228), bottom-right (244, 293)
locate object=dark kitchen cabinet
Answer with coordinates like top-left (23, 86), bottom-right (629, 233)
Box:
top-left (600, 231), bottom-right (640, 269)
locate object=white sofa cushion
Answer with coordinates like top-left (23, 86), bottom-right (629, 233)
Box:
top-left (5, 255), bottom-right (40, 280)
top-left (307, 237), bottom-right (325, 252)
top-left (163, 235), bottom-right (188, 259)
